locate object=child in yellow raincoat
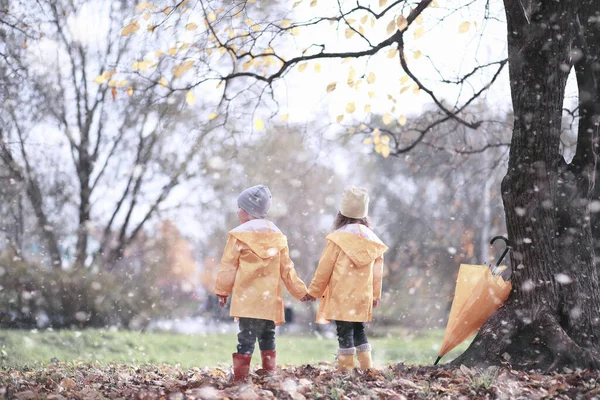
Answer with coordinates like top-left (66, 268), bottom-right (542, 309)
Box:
top-left (305, 186), bottom-right (387, 371)
top-left (215, 185), bottom-right (311, 382)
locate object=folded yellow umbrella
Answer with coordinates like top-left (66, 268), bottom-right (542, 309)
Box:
top-left (434, 236), bottom-right (512, 365)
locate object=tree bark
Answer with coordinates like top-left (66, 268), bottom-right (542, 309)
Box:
top-left (452, 0), bottom-right (600, 370)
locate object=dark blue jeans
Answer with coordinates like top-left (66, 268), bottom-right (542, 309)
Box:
top-left (237, 318), bottom-right (276, 354)
top-left (335, 321), bottom-right (368, 349)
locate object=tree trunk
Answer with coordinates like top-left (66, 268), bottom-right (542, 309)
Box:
top-left (452, 0), bottom-right (600, 370)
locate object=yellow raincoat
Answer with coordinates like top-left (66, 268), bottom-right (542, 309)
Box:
top-left (308, 224), bottom-right (388, 323)
top-left (215, 219), bottom-right (308, 326)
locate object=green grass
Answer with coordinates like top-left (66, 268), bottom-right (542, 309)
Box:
top-left (0, 328), bottom-right (470, 368)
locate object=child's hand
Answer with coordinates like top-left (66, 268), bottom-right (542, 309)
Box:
top-left (300, 294), bottom-right (316, 302)
top-left (373, 299), bottom-right (379, 308)
top-left (217, 295), bottom-right (228, 307)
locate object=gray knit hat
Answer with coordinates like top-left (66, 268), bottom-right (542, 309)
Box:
top-left (237, 185), bottom-right (272, 219)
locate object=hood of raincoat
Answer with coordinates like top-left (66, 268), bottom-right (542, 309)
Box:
top-left (326, 224), bottom-right (387, 267)
top-left (229, 219), bottom-right (288, 260)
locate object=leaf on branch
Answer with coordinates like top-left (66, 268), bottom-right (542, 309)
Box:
top-left (127, 87), bottom-right (133, 96)
top-left (94, 75), bottom-right (106, 84)
top-left (416, 15), bottom-right (424, 25)
top-left (364, 104), bottom-right (371, 113)
top-left (346, 102), bottom-right (356, 113)
top-left (412, 84), bottom-right (420, 95)
top-left (136, 2), bottom-right (152, 13)
top-left (310, 0), bottom-right (317, 7)
top-left (281, 114), bottom-right (290, 122)
top-left (398, 115), bottom-right (407, 125)
top-left (291, 27), bottom-right (301, 36)
top-left (254, 118), bottom-right (264, 131)
top-left (132, 60), bottom-right (149, 71)
top-left (367, 72), bottom-right (376, 84)
top-left (298, 62), bottom-right (308, 72)
top-left (142, 12), bottom-right (151, 21)
top-left (458, 21), bottom-right (470, 33)
top-left (381, 145), bottom-right (391, 158)
top-left (397, 15), bottom-right (408, 31)
top-left (387, 48), bottom-right (398, 58)
top-left (347, 67), bottom-right (356, 87)
top-left (163, 6), bottom-right (172, 15)
top-left (345, 28), bottom-right (355, 39)
top-left (168, 47), bottom-right (178, 56)
top-left (363, 138), bottom-right (373, 144)
top-left (414, 26), bottom-right (425, 39)
top-left (381, 135), bottom-right (390, 145)
top-left (382, 113), bottom-right (392, 125)
top-left (413, 50), bottom-right (422, 59)
top-left (186, 23), bottom-right (198, 30)
top-left (368, 91), bottom-right (375, 98)
top-left (379, 0), bottom-right (387, 6)
top-left (117, 80), bottom-right (128, 87)
top-left (326, 82), bottom-right (337, 92)
top-left (386, 20), bottom-right (396, 35)
top-left (400, 85), bottom-right (410, 94)
top-left (314, 63), bottom-right (322, 73)
top-left (173, 60), bottom-right (194, 78)
top-left (121, 20), bottom-right (140, 36)
top-left (400, 75), bottom-right (409, 84)
top-left (111, 87), bottom-right (117, 100)
top-left (280, 20), bottom-right (292, 28)
top-left (208, 112), bottom-right (218, 121)
top-left (361, 15), bottom-right (368, 24)
top-left (186, 91), bottom-right (196, 105)
top-left (207, 11), bottom-right (216, 22)
top-left (336, 115), bottom-right (344, 122)
top-left (159, 77), bottom-right (168, 87)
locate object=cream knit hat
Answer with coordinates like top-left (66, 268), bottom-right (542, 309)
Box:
top-left (339, 186), bottom-right (369, 219)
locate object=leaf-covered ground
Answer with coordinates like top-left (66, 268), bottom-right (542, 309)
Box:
top-left (1, 362), bottom-right (599, 399)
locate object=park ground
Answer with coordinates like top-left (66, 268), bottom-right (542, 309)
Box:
top-left (1, 329), bottom-right (599, 399)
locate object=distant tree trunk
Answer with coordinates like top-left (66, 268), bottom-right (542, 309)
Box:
top-left (453, 0), bottom-right (600, 370)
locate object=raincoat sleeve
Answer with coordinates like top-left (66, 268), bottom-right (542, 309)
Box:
top-left (280, 247), bottom-right (308, 300)
top-left (373, 256), bottom-right (384, 299)
top-left (307, 240), bottom-right (340, 298)
top-left (215, 234), bottom-right (241, 297)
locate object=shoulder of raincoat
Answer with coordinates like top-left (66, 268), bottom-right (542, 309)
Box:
top-left (308, 224), bottom-right (387, 324)
top-left (214, 219), bottom-right (308, 326)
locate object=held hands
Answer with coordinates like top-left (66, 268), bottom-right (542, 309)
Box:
top-left (217, 295), bottom-right (228, 307)
top-left (300, 293), bottom-right (316, 302)
top-left (373, 299), bottom-right (379, 308)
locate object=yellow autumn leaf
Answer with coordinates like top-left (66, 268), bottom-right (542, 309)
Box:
top-left (117, 80), bottom-right (128, 87)
top-left (159, 77), bottom-right (168, 87)
top-left (142, 12), bottom-right (151, 21)
top-left (416, 15), bottom-right (424, 25)
top-left (396, 15), bottom-right (408, 31)
top-left (291, 27), bottom-right (301, 36)
top-left (326, 82), bottom-right (337, 92)
top-left (348, 128), bottom-right (356, 135)
top-left (163, 6), bottom-right (172, 15)
top-left (314, 63), bottom-right (321, 73)
top-left (382, 145), bottom-right (391, 158)
top-left (398, 115), bottom-right (407, 125)
top-left (310, 0), bottom-right (317, 6)
top-left (155, 50), bottom-right (164, 57)
top-left (387, 48), bottom-right (398, 58)
top-left (386, 20), bottom-right (396, 35)
top-left (359, 25), bottom-right (365, 35)
top-left (135, 2), bottom-right (151, 13)
top-left (367, 72), bottom-right (376, 84)
top-left (381, 135), bottom-right (390, 145)
top-left (400, 75), bottom-right (409, 84)
top-left (363, 138), bottom-right (373, 145)
top-left (186, 23), bottom-right (198, 30)
top-left (413, 50), bottom-right (422, 59)
top-left (298, 62), bottom-right (308, 72)
top-left (413, 84), bottom-right (420, 94)
top-left (280, 20), bottom-right (292, 28)
top-left (208, 11), bottom-right (216, 22)
top-left (172, 60), bottom-right (194, 78)
top-left (361, 15), bottom-right (368, 24)
top-left (368, 91), bottom-right (375, 98)
top-left (254, 118), bottom-right (264, 131)
top-left (121, 20), bottom-right (140, 36)
top-left (348, 66), bottom-right (356, 86)
top-left (458, 21), bottom-right (470, 33)
top-left (93, 75), bottom-right (106, 84)
top-left (364, 104), bottom-right (371, 113)
top-left (373, 128), bottom-right (381, 137)
top-left (168, 47), bottom-right (178, 56)
top-left (379, 0), bottom-right (387, 6)
top-left (281, 113), bottom-right (289, 122)
top-left (381, 114), bottom-right (392, 125)
top-left (336, 115), bottom-right (344, 123)
top-left (207, 112), bottom-right (218, 121)
top-left (345, 28), bottom-right (355, 39)
top-left (346, 102), bottom-right (356, 113)
top-left (400, 85), bottom-right (410, 94)
top-left (127, 87), bottom-right (134, 96)
top-left (375, 143), bottom-right (382, 152)
top-left (186, 91), bottom-right (196, 105)
top-left (414, 26), bottom-right (425, 39)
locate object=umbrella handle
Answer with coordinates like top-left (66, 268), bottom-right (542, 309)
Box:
top-left (490, 235), bottom-right (512, 267)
